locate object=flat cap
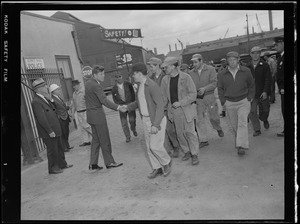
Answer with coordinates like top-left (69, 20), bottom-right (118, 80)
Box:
top-left (220, 58), bottom-right (226, 62)
top-left (263, 52), bottom-right (270, 56)
top-left (180, 63), bottom-right (189, 70)
top-left (250, 46), bottom-right (262, 53)
top-left (49, 84), bottom-right (60, 93)
top-left (146, 57), bottom-right (162, 65)
top-left (226, 51), bottom-right (239, 58)
top-left (131, 62), bottom-right (147, 74)
top-left (32, 78), bottom-right (46, 90)
top-left (72, 80), bottom-right (81, 86)
top-left (191, 54), bottom-right (203, 61)
top-left (161, 57), bottom-right (179, 67)
top-left (273, 36), bottom-right (284, 44)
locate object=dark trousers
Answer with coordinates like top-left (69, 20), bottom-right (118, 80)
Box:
top-left (269, 76), bottom-right (276, 102)
top-left (280, 93), bottom-right (284, 131)
top-left (119, 110), bottom-right (136, 139)
top-left (43, 137), bottom-right (66, 172)
top-left (59, 118), bottom-right (70, 149)
top-left (249, 97), bottom-right (270, 131)
top-left (90, 123), bottom-right (115, 166)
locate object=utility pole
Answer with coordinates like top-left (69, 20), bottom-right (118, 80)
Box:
top-left (246, 14), bottom-right (250, 52)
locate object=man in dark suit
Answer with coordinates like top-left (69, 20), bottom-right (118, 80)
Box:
top-left (112, 73), bottom-right (137, 143)
top-left (85, 65), bottom-right (124, 171)
top-left (31, 78), bottom-right (72, 174)
top-left (49, 84), bottom-right (73, 152)
top-left (273, 36), bottom-right (284, 137)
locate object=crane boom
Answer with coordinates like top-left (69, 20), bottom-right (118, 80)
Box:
top-left (256, 13), bottom-right (263, 33)
top-left (224, 28), bottom-right (229, 39)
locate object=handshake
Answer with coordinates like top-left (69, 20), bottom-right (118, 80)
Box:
top-left (119, 105), bottom-right (128, 112)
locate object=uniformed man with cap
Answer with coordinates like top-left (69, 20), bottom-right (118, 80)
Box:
top-left (247, 46), bottom-right (272, 137)
top-left (31, 78), bottom-right (73, 174)
top-left (273, 36), bottom-right (284, 137)
top-left (49, 84), bottom-right (73, 152)
top-left (72, 79), bottom-right (92, 147)
top-left (217, 51), bottom-right (255, 156)
top-left (189, 53), bottom-right (225, 150)
top-left (161, 57), bottom-right (200, 165)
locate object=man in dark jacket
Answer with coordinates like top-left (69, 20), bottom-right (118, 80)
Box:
top-left (85, 65), bottom-right (124, 171)
top-left (31, 78), bottom-right (72, 174)
top-left (273, 36), bottom-right (285, 137)
top-left (49, 84), bottom-right (73, 152)
top-left (112, 73), bottom-right (137, 143)
top-left (247, 46), bottom-right (272, 137)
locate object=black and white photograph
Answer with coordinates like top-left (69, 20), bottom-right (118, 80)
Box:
top-left (1, 1), bottom-right (296, 222)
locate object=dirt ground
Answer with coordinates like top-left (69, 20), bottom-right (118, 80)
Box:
top-left (21, 93), bottom-right (285, 220)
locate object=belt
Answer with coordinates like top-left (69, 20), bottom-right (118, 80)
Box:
top-left (77, 109), bottom-right (86, 113)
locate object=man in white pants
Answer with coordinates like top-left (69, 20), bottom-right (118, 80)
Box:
top-left (127, 62), bottom-right (172, 179)
top-left (72, 80), bottom-right (92, 147)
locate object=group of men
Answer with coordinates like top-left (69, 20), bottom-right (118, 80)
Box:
top-left (31, 36), bottom-right (284, 179)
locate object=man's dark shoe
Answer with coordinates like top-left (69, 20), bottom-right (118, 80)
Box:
top-left (162, 163), bottom-right (171, 177)
top-left (106, 162), bottom-right (123, 169)
top-left (148, 168), bottom-right (163, 179)
top-left (263, 121), bottom-right (270, 129)
top-left (79, 142), bottom-right (91, 147)
top-left (62, 164), bottom-right (73, 169)
top-left (89, 164), bottom-right (103, 171)
top-left (199, 141), bottom-right (209, 148)
top-left (217, 129), bottom-right (224, 137)
top-left (182, 152), bottom-right (191, 161)
top-left (277, 131), bottom-right (284, 137)
top-left (237, 147), bottom-right (245, 156)
top-left (126, 137), bottom-right (131, 143)
top-left (191, 154), bottom-right (199, 165)
top-left (49, 169), bottom-right (63, 174)
top-left (220, 111), bottom-right (226, 118)
top-left (253, 130), bottom-right (261, 137)
top-left (133, 131), bottom-right (138, 137)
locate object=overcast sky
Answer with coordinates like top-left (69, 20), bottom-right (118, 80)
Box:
top-left (27, 9), bottom-right (284, 55)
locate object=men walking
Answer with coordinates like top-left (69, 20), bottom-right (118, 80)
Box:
top-left (85, 65), bottom-right (124, 170)
top-left (217, 58), bottom-right (228, 117)
top-left (49, 84), bottom-right (73, 152)
top-left (31, 78), bottom-right (73, 174)
top-left (263, 52), bottom-right (277, 104)
top-left (72, 80), bottom-right (92, 147)
top-left (247, 46), bottom-right (272, 137)
top-left (189, 54), bottom-right (224, 150)
top-left (161, 57), bottom-right (199, 165)
top-left (273, 36), bottom-right (285, 137)
top-left (127, 62), bottom-right (172, 179)
top-left (112, 73), bottom-right (137, 143)
top-left (217, 51), bottom-right (255, 156)
top-left (147, 57), bottom-right (181, 158)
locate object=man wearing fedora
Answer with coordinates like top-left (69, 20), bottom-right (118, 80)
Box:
top-left (49, 84), bottom-right (73, 152)
top-left (31, 78), bottom-right (73, 174)
top-left (189, 54), bottom-right (224, 150)
top-left (72, 80), bottom-right (92, 147)
top-left (247, 46), bottom-right (272, 137)
top-left (273, 36), bottom-right (285, 137)
top-left (218, 51), bottom-right (255, 156)
top-left (147, 57), bottom-right (181, 158)
top-left (85, 65), bottom-right (124, 171)
top-left (161, 57), bottom-right (200, 165)
top-left (126, 62), bottom-right (172, 179)
top-left (112, 72), bottom-right (137, 143)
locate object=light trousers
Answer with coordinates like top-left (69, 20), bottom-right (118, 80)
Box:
top-left (142, 116), bottom-right (171, 170)
top-left (225, 98), bottom-right (251, 149)
top-left (77, 111), bottom-right (92, 143)
top-left (171, 107), bottom-right (199, 155)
